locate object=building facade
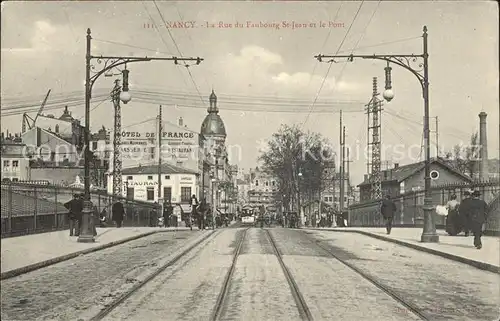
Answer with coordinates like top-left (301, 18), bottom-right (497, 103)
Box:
top-left (200, 90), bottom-right (237, 214)
top-left (1, 133), bottom-right (29, 182)
top-left (107, 163), bottom-right (198, 205)
top-left (357, 158), bottom-right (473, 202)
top-left (246, 167), bottom-right (278, 209)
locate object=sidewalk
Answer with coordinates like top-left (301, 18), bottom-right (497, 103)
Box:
top-left (1, 226), bottom-right (190, 279)
top-left (304, 227), bottom-right (500, 273)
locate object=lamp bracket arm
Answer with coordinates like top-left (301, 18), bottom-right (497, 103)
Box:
top-left (88, 57), bottom-right (152, 91)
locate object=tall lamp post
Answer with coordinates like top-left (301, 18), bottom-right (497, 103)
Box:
top-left (79, 28), bottom-right (204, 243)
top-left (315, 26), bottom-right (438, 243)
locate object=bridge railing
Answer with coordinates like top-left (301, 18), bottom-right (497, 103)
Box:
top-left (348, 180), bottom-right (500, 234)
top-left (0, 182), bottom-right (161, 238)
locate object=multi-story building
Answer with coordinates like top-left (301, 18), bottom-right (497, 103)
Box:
top-left (319, 160), bottom-right (353, 210)
top-left (0, 133), bottom-right (29, 182)
top-left (247, 167), bottom-right (278, 209)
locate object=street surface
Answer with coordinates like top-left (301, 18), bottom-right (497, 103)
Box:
top-left (1, 226), bottom-right (499, 321)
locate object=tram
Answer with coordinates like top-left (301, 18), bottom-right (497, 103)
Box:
top-left (240, 207), bottom-right (256, 225)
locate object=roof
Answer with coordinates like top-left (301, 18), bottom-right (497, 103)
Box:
top-left (200, 113), bottom-right (227, 137)
top-left (358, 158), bottom-right (473, 187)
top-left (120, 162), bottom-right (198, 175)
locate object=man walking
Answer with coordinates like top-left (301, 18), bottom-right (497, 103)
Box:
top-left (469, 190), bottom-right (489, 249)
top-left (163, 200), bottom-right (173, 227)
top-left (197, 198), bottom-right (207, 230)
top-left (458, 190), bottom-right (472, 236)
top-left (112, 200), bottom-right (125, 228)
top-left (380, 195), bottom-right (397, 235)
top-left (64, 194), bottom-right (83, 236)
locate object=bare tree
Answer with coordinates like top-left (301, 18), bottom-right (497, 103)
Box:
top-left (443, 132), bottom-right (480, 178)
top-left (258, 124), bottom-right (333, 212)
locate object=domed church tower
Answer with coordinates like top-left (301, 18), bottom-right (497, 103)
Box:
top-left (200, 90), bottom-right (227, 142)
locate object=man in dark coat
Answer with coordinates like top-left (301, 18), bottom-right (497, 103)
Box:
top-left (380, 195), bottom-right (397, 235)
top-left (458, 190), bottom-right (472, 236)
top-left (469, 190), bottom-right (489, 249)
top-left (64, 194), bottom-right (83, 236)
top-left (163, 200), bottom-right (173, 227)
top-left (197, 198), bottom-right (207, 230)
top-left (112, 201), bottom-right (125, 228)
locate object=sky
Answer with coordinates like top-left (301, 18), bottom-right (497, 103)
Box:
top-left (1, 0), bottom-right (499, 185)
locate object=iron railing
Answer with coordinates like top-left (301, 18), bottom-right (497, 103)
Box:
top-left (348, 180), bottom-right (500, 234)
top-left (0, 182), bottom-right (161, 238)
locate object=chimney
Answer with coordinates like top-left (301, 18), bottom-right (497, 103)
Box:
top-left (364, 174), bottom-right (368, 181)
top-left (479, 112), bottom-right (488, 180)
top-left (178, 117), bottom-right (183, 127)
top-left (394, 163), bottom-right (399, 169)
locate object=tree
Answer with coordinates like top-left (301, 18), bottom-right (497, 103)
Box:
top-left (443, 132), bottom-right (480, 178)
top-left (258, 124), bottom-right (334, 212)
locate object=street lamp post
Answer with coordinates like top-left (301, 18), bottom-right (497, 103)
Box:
top-left (315, 26), bottom-right (438, 243)
top-left (79, 28), bottom-right (204, 243)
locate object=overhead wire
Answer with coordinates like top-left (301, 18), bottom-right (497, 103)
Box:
top-left (151, 0), bottom-right (206, 105)
top-left (301, 0), bottom-right (365, 127)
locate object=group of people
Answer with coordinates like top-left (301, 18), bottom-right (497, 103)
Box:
top-left (160, 195), bottom-right (216, 230)
top-left (446, 190), bottom-right (489, 249)
top-left (64, 194), bottom-right (126, 237)
top-left (380, 190), bottom-right (489, 249)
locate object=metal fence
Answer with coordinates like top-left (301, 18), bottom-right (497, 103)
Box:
top-left (0, 182), bottom-right (161, 238)
top-left (348, 180), bottom-right (500, 234)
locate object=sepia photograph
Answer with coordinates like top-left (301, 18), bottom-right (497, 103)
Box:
top-left (1, 0), bottom-right (499, 320)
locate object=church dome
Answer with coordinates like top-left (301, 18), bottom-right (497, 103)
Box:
top-left (200, 90), bottom-right (227, 137)
top-left (201, 113), bottom-right (226, 137)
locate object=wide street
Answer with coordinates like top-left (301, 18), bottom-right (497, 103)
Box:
top-left (1, 224), bottom-right (498, 321)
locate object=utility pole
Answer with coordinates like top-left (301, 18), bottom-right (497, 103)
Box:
top-left (339, 110), bottom-right (343, 213)
top-left (157, 105), bottom-right (163, 202)
top-left (346, 146), bottom-right (352, 206)
top-left (368, 77), bottom-right (382, 201)
top-left (435, 116), bottom-right (439, 157)
top-left (340, 126), bottom-right (346, 213)
top-left (112, 79), bottom-right (122, 197)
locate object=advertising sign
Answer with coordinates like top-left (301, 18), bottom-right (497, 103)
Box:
top-left (114, 120), bottom-right (200, 172)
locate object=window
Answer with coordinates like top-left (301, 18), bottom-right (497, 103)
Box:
top-left (147, 176), bottom-right (153, 180)
top-left (272, 181), bottom-right (275, 186)
top-left (92, 141), bottom-right (98, 150)
top-left (164, 175), bottom-right (170, 180)
top-left (324, 196), bottom-right (329, 202)
top-left (329, 196), bottom-right (333, 202)
top-left (255, 180), bottom-right (259, 186)
top-left (12, 178), bottom-right (19, 182)
top-left (265, 181), bottom-right (268, 186)
top-left (146, 187), bottom-right (155, 201)
top-left (181, 187), bottom-right (191, 202)
top-left (127, 176), bottom-right (133, 180)
top-left (163, 187), bottom-right (172, 202)
top-left (126, 187), bottom-right (134, 199)
top-left (3, 160), bottom-right (10, 167)
top-left (12, 161), bottom-right (19, 167)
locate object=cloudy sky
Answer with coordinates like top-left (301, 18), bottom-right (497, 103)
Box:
top-left (1, 1), bottom-right (498, 184)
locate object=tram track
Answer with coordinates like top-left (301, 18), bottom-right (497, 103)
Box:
top-left (210, 227), bottom-right (313, 321)
top-left (88, 229), bottom-right (222, 321)
top-left (305, 232), bottom-right (432, 321)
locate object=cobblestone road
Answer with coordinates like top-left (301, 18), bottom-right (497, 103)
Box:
top-left (307, 230), bottom-right (500, 321)
top-left (0, 231), bottom-right (201, 321)
top-left (270, 229), bottom-right (423, 321)
top-left (3, 227), bottom-right (498, 321)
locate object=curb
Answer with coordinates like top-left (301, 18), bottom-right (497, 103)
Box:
top-left (0, 229), bottom-right (186, 280)
top-left (304, 228), bottom-right (500, 274)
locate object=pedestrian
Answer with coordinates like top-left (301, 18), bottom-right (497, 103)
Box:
top-left (469, 190), bottom-right (489, 249)
top-left (445, 194), bottom-right (460, 235)
top-left (458, 190), bottom-right (473, 236)
top-left (190, 194), bottom-right (199, 228)
top-left (112, 200), bottom-right (125, 228)
top-left (163, 200), bottom-right (173, 227)
top-left (64, 194), bottom-right (83, 236)
top-left (380, 195), bottom-right (397, 235)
